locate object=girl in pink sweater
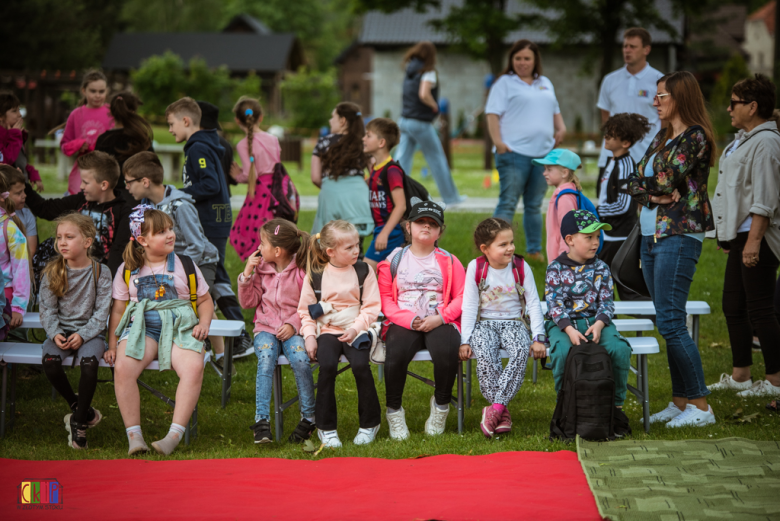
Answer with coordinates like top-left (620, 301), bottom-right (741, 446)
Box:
top-left (298, 220), bottom-right (381, 448)
top-left (238, 219), bottom-right (315, 445)
top-left (61, 70), bottom-right (114, 195)
top-left (536, 150), bottom-right (583, 263)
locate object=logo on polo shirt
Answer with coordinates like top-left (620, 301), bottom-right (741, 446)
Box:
top-left (638, 90), bottom-right (649, 97)
top-left (538, 86), bottom-right (549, 91)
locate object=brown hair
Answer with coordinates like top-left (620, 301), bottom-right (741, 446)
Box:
top-left (43, 213), bottom-right (97, 297)
top-left (322, 102), bottom-right (368, 181)
top-left (260, 219), bottom-right (311, 264)
top-left (3, 166), bottom-right (25, 187)
top-left (124, 151), bottom-right (164, 185)
top-left (473, 218), bottom-right (513, 250)
top-left (655, 72), bottom-right (717, 166)
top-left (402, 41), bottom-right (437, 73)
top-left (165, 97), bottom-right (202, 127)
top-left (78, 69), bottom-right (108, 106)
top-left (305, 220), bottom-right (358, 276)
top-left (366, 118), bottom-right (400, 150)
top-left (0, 91), bottom-right (20, 119)
top-left (0, 165), bottom-right (27, 236)
top-left (623, 27), bottom-right (652, 48)
top-left (77, 150), bottom-right (120, 188)
top-left (732, 74), bottom-right (777, 120)
top-left (232, 96), bottom-right (265, 198)
top-left (107, 91), bottom-right (153, 161)
top-left (501, 40), bottom-right (542, 78)
top-left (122, 209), bottom-right (173, 272)
top-left (601, 113), bottom-right (652, 147)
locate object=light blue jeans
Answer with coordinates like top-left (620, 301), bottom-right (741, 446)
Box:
top-left (395, 117), bottom-right (462, 204)
top-left (253, 331), bottom-right (315, 422)
top-left (493, 151), bottom-right (547, 254)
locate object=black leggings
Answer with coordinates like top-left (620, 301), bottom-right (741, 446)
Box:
top-left (384, 324), bottom-right (460, 410)
top-left (42, 354), bottom-right (100, 423)
top-left (722, 233), bottom-right (780, 374)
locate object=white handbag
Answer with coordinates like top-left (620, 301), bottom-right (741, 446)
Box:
top-left (368, 322), bottom-right (385, 364)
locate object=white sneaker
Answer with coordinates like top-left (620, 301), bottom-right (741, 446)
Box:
top-left (353, 424), bottom-right (380, 445)
top-left (707, 373), bottom-right (752, 391)
top-left (736, 379), bottom-right (780, 398)
top-left (386, 408), bottom-right (410, 440)
top-left (317, 429), bottom-right (342, 448)
top-left (649, 402), bottom-right (684, 424)
top-left (424, 396), bottom-right (449, 436)
top-left (666, 404), bottom-right (716, 428)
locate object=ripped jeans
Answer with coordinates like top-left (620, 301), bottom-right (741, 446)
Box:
top-left (253, 331), bottom-right (316, 423)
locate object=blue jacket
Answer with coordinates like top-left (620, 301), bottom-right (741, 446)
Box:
top-left (181, 129), bottom-right (232, 238)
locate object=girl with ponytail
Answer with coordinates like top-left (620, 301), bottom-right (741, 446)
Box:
top-left (0, 165), bottom-right (31, 328)
top-left (229, 96), bottom-right (282, 260)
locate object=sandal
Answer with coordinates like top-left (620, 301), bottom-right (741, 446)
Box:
top-left (766, 400), bottom-right (778, 414)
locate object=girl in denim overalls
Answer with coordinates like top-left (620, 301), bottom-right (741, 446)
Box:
top-left (107, 206), bottom-right (214, 456)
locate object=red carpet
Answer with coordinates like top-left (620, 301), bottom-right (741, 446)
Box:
top-left (1, 451), bottom-right (600, 520)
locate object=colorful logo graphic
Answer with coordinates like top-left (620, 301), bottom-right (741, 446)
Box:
top-left (638, 90), bottom-right (650, 97)
top-left (18, 480), bottom-right (63, 507)
top-left (538, 86), bottom-right (549, 91)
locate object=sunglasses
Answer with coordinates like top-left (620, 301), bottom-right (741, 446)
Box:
top-left (654, 93), bottom-right (670, 102)
top-left (729, 99), bottom-right (752, 110)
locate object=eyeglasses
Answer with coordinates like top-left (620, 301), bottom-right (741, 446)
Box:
top-left (654, 93), bottom-right (671, 102)
top-left (125, 178), bottom-right (141, 185)
top-left (729, 99), bottom-right (752, 110)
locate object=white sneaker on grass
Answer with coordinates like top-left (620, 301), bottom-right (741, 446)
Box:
top-left (707, 373), bottom-right (752, 391)
top-left (736, 379), bottom-right (780, 398)
top-left (317, 429), bottom-right (342, 448)
top-left (665, 404), bottom-right (716, 428)
top-left (424, 396), bottom-right (449, 436)
top-left (353, 425), bottom-right (380, 445)
top-left (649, 402), bottom-right (684, 424)
top-left (386, 408), bottom-right (410, 440)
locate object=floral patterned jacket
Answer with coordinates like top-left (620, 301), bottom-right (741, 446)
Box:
top-left (544, 253), bottom-right (614, 331)
top-left (627, 126), bottom-right (715, 238)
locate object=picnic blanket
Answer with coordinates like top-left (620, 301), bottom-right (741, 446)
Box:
top-left (578, 436), bottom-right (780, 520)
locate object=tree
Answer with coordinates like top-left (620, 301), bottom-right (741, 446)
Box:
top-left (280, 67), bottom-right (340, 131)
top-left (710, 53), bottom-right (751, 137)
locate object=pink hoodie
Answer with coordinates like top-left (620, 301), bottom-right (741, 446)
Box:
top-left (60, 105), bottom-right (114, 195)
top-left (377, 247), bottom-right (466, 333)
top-left (237, 255), bottom-right (305, 335)
top-left (546, 182), bottom-right (578, 263)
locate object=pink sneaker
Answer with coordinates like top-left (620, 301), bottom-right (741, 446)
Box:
top-left (495, 408), bottom-right (512, 434)
top-left (480, 406), bottom-right (501, 438)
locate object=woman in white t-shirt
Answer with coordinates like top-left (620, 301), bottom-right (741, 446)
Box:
top-left (486, 40), bottom-right (567, 263)
top-left (395, 42), bottom-right (465, 206)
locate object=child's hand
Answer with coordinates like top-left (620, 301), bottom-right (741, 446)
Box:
top-left (192, 324), bottom-right (209, 341)
top-left (565, 326), bottom-right (588, 346)
top-left (79, 142), bottom-right (89, 153)
top-left (65, 333), bottom-right (84, 350)
top-left (9, 312), bottom-right (22, 329)
top-left (34, 179), bottom-right (44, 192)
top-left (276, 324), bottom-right (295, 341)
top-left (417, 314), bottom-right (443, 332)
top-left (54, 334), bottom-right (68, 349)
top-left (338, 328), bottom-right (358, 343)
top-left (12, 118), bottom-right (24, 130)
top-left (374, 230), bottom-right (389, 252)
top-left (305, 336), bottom-right (318, 361)
top-left (104, 347), bottom-right (117, 366)
top-left (243, 248), bottom-right (262, 278)
top-left (411, 317), bottom-right (423, 330)
top-left (229, 161), bottom-right (242, 181)
top-left (584, 321), bottom-right (605, 343)
top-left (459, 344), bottom-right (472, 361)
top-left (530, 341), bottom-right (547, 359)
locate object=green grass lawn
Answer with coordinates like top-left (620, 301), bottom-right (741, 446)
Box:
top-left (1, 209), bottom-right (777, 462)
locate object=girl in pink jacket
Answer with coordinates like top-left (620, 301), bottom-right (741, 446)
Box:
top-left (377, 200), bottom-right (465, 439)
top-left (237, 219), bottom-right (315, 445)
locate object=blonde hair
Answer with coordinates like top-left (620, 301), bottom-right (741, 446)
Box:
top-left (0, 165), bottom-right (27, 236)
top-left (165, 97), bottom-right (202, 127)
top-left (43, 213), bottom-right (97, 297)
top-left (233, 96), bottom-right (265, 198)
top-left (555, 165), bottom-right (582, 191)
top-left (122, 209), bottom-right (173, 272)
top-left (305, 220), bottom-right (358, 276)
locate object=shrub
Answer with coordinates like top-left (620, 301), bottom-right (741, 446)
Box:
top-left (280, 67), bottom-right (340, 132)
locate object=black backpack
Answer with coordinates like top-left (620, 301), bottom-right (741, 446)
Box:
top-left (309, 261), bottom-right (369, 303)
top-left (379, 160), bottom-right (430, 219)
top-left (550, 341), bottom-right (623, 442)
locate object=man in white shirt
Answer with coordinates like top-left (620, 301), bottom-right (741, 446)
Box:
top-left (597, 27), bottom-right (664, 174)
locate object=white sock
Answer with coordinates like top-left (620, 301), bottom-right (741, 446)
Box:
top-left (169, 423), bottom-right (186, 439)
top-left (215, 353), bottom-right (224, 361)
top-left (387, 407), bottom-right (399, 414)
top-left (435, 403), bottom-right (449, 411)
top-left (306, 417), bottom-right (315, 424)
top-left (126, 425), bottom-right (142, 441)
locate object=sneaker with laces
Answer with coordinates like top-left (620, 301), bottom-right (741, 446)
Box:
top-left (66, 415), bottom-right (88, 449)
top-left (386, 408), bottom-right (410, 440)
top-left (317, 429), bottom-right (342, 448)
top-left (233, 332), bottom-right (254, 359)
top-left (64, 407), bottom-right (102, 430)
top-left (480, 406), bottom-right (501, 438)
top-left (424, 396), bottom-right (449, 436)
top-left (288, 418), bottom-right (316, 443)
top-left (250, 419), bottom-right (273, 444)
top-left (353, 424), bottom-right (380, 445)
top-left (736, 379), bottom-right (780, 397)
top-left (649, 402), bottom-right (684, 424)
top-left (707, 373), bottom-right (752, 391)
top-left (495, 407), bottom-right (512, 434)
top-left (665, 404), bottom-right (716, 428)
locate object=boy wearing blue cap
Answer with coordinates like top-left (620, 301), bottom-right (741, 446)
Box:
top-left (544, 209), bottom-right (632, 410)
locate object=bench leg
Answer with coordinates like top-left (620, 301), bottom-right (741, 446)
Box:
top-left (640, 354), bottom-right (650, 433)
top-left (532, 358), bottom-right (538, 384)
top-left (377, 365), bottom-right (384, 383)
top-left (185, 404), bottom-right (198, 446)
top-left (221, 337), bottom-right (234, 408)
top-left (273, 365), bottom-right (284, 443)
top-left (692, 315), bottom-right (700, 347)
top-left (465, 359), bottom-right (472, 408)
top-left (457, 360), bottom-right (464, 434)
top-left (1, 363), bottom-right (7, 438)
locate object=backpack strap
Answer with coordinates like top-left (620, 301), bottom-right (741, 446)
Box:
top-left (353, 261), bottom-right (370, 304)
top-left (309, 270), bottom-right (323, 301)
top-left (92, 260), bottom-right (100, 296)
top-left (554, 188), bottom-right (583, 211)
top-left (512, 254), bottom-right (529, 328)
top-left (123, 266), bottom-right (131, 310)
top-left (177, 254), bottom-right (199, 317)
top-left (389, 245), bottom-right (410, 280)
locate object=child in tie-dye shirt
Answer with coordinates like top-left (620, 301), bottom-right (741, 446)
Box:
top-left (0, 165), bottom-right (31, 328)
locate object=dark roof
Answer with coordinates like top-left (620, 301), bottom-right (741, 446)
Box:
top-left (359, 0), bottom-right (683, 45)
top-left (102, 33), bottom-right (298, 72)
top-left (223, 14), bottom-right (272, 35)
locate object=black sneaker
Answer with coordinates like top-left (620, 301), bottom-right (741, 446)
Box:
top-left (288, 418), bottom-right (316, 444)
top-left (251, 419), bottom-right (273, 444)
top-left (67, 415), bottom-right (88, 449)
top-left (232, 332), bottom-right (254, 359)
top-left (613, 407), bottom-right (632, 438)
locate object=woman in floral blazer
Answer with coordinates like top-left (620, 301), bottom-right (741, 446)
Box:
top-left (626, 71), bottom-right (718, 429)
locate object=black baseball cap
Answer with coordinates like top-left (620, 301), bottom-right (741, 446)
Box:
top-left (196, 101), bottom-right (222, 131)
top-left (560, 209), bottom-right (611, 240)
top-left (408, 199), bottom-right (444, 227)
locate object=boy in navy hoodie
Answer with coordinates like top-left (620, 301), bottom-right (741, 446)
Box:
top-left (165, 97), bottom-right (253, 357)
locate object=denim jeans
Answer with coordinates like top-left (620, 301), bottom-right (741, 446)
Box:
top-left (253, 331), bottom-right (315, 422)
top-left (395, 117), bottom-right (462, 204)
top-left (493, 151), bottom-right (547, 254)
top-left (640, 235), bottom-right (710, 399)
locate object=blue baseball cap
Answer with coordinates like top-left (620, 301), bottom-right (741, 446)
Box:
top-left (532, 149), bottom-right (582, 171)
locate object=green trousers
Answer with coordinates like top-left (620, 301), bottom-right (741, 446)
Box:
top-left (545, 318), bottom-right (632, 406)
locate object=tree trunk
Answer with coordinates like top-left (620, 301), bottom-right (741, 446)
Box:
top-left (597, 0), bottom-right (626, 88)
top-left (774, 0), bottom-right (780, 100)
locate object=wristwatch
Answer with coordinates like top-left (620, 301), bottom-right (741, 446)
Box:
top-left (533, 334), bottom-right (548, 345)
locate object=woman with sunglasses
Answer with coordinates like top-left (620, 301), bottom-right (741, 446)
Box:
top-left (626, 71), bottom-right (717, 428)
top-left (709, 74), bottom-right (780, 403)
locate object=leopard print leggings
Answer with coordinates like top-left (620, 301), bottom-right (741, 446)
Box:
top-left (469, 320), bottom-right (531, 406)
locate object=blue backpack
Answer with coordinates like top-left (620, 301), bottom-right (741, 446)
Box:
top-left (555, 189), bottom-right (604, 254)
